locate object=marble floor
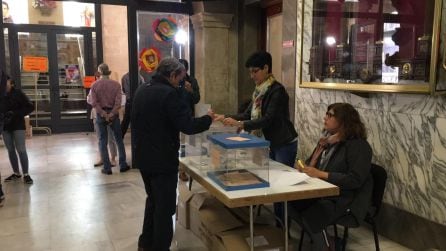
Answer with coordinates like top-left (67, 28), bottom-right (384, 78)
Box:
top-left (0, 133), bottom-right (412, 251)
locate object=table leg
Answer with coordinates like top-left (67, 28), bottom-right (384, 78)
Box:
top-left (250, 205), bottom-right (254, 251)
top-left (285, 201), bottom-right (288, 251)
top-left (188, 177), bottom-right (193, 191)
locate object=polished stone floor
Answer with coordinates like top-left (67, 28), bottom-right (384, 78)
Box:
top-left (0, 133), bottom-right (412, 251)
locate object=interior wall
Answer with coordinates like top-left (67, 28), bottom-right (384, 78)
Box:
top-left (267, 14), bottom-right (282, 82)
top-left (237, 2), bottom-right (261, 108)
top-left (101, 4), bottom-right (128, 82)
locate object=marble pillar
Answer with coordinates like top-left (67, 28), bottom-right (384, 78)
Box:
top-left (282, 0), bottom-right (298, 123)
top-left (191, 12), bottom-right (237, 115)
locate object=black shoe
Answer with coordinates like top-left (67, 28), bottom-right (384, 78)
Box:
top-left (94, 161), bottom-right (103, 167)
top-left (120, 165), bottom-right (130, 173)
top-left (0, 185), bottom-right (5, 204)
top-left (24, 175), bottom-right (34, 184)
top-left (4, 174), bottom-right (22, 182)
top-left (101, 169), bottom-right (112, 175)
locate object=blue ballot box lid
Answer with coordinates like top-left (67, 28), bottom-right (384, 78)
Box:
top-left (207, 133), bottom-right (270, 149)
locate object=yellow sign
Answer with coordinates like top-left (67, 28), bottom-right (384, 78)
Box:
top-left (23, 56), bottom-right (48, 72)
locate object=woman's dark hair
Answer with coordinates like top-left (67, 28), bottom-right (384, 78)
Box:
top-left (2, 2), bottom-right (9, 9)
top-left (245, 51), bottom-right (272, 73)
top-left (179, 59), bottom-right (189, 71)
top-left (328, 103), bottom-right (367, 140)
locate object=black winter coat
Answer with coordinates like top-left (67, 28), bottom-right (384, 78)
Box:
top-left (0, 71), bottom-right (7, 133)
top-left (3, 87), bottom-right (34, 132)
top-left (298, 138), bottom-right (373, 233)
top-left (131, 75), bottom-right (212, 174)
top-left (228, 81), bottom-right (298, 150)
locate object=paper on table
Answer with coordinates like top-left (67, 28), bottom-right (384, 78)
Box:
top-left (226, 136), bottom-right (250, 141)
top-left (268, 169), bottom-right (310, 187)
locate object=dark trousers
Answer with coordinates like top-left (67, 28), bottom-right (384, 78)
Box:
top-left (289, 198), bottom-right (336, 251)
top-left (138, 171), bottom-right (178, 251)
top-left (121, 101), bottom-right (132, 138)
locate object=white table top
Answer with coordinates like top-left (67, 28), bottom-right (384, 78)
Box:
top-left (180, 156), bottom-right (339, 208)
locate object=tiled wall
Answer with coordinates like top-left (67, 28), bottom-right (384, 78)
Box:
top-left (294, 0), bottom-right (446, 226)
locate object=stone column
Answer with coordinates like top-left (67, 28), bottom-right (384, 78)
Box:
top-left (282, 0), bottom-right (298, 122)
top-left (191, 12), bottom-right (236, 115)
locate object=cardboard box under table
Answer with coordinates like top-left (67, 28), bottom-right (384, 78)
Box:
top-left (212, 225), bottom-right (291, 251)
top-left (188, 192), bottom-right (244, 248)
top-left (206, 133), bottom-right (270, 191)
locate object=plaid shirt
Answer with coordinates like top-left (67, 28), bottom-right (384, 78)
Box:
top-left (90, 77), bottom-right (122, 117)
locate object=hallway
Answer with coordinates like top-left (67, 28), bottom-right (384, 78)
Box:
top-left (0, 133), bottom-right (411, 251)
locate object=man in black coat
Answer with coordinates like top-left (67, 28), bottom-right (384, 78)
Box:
top-left (0, 70), bottom-right (8, 203)
top-left (132, 57), bottom-right (214, 251)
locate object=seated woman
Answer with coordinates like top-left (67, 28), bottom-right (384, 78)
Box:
top-left (292, 103), bottom-right (373, 251)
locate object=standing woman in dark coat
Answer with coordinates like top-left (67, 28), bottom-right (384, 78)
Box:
top-left (0, 70), bottom-right (8, 204)
top-left (215, 51), bottom-right (298, 225)
top-left (2, 76), bottom-right (35, 184)
top-left (292, 103), bottom-right (373, 251)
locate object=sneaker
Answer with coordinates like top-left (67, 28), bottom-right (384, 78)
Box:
top-left (101, 169), bottom-right (112, 175)
top-left (4, 174), bottom-right (22, 182)
top-left (24, 175), bottom-right (34, 184)
top-left (120, 165), bottom-right (130, 173)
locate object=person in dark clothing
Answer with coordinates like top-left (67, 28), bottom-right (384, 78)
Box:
top-left (0, 70), bottom-right (8, 204)
top-left (120, 70), bottom-right (145, 138)
top-left (178, 59), bottom-right (200, 115)
top-left (291, 103), bottom-right (373, 251)
top-left (215, 51), bottom-right (298, 226)
top-left (177, 59), bottom-right (201, 181)
top-left (132, 57), bottom-right (214, 251)
top-left (1, 75), bottom-right (34, 185)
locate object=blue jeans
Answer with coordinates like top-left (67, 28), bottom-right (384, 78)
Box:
top-left (96, 115), bottom-right (127, 171)
top-left (270, 139), bottom-right (298, 227)
top-left (2, 130), bottom-right (29, 174)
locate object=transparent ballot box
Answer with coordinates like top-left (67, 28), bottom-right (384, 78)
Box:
top-left (206, 133), bottom-right (270, 191)
top-left (183, 124), bottom-right (238, 166)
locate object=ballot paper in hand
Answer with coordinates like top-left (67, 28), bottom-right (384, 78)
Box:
top-left (268, 169), bottom-right (310, 187)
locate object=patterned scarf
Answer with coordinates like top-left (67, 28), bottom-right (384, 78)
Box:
top-left (250, 75), bottom-right (275, 137)
top-left (309, 132), bottom-right (341, 170)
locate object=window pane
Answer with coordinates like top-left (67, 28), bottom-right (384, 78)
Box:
top-left (2, 0), bottom-right (95, 27)
top-left (305, 0), bottom-right (435, 85)
top-left (57, 34), bottom-right (88, 120)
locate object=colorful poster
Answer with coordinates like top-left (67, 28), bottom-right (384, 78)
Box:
top-left (65, 64), bottom-right (80, 83)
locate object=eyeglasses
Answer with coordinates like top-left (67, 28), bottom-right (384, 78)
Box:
top-left (248, 68), bottom-right (261, 75)
top-left (325, 111), bottom-right (335, 118)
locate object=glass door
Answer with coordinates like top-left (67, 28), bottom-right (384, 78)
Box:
top-left (56, 33), bottom-right (88, 122)
top-left (8, 27), bottom-right (95, 133)
top-left (16, 32), bottom-right (53, 132)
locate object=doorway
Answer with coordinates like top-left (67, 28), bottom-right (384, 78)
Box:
top-left (6, 25), bottom-right (96, 133)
